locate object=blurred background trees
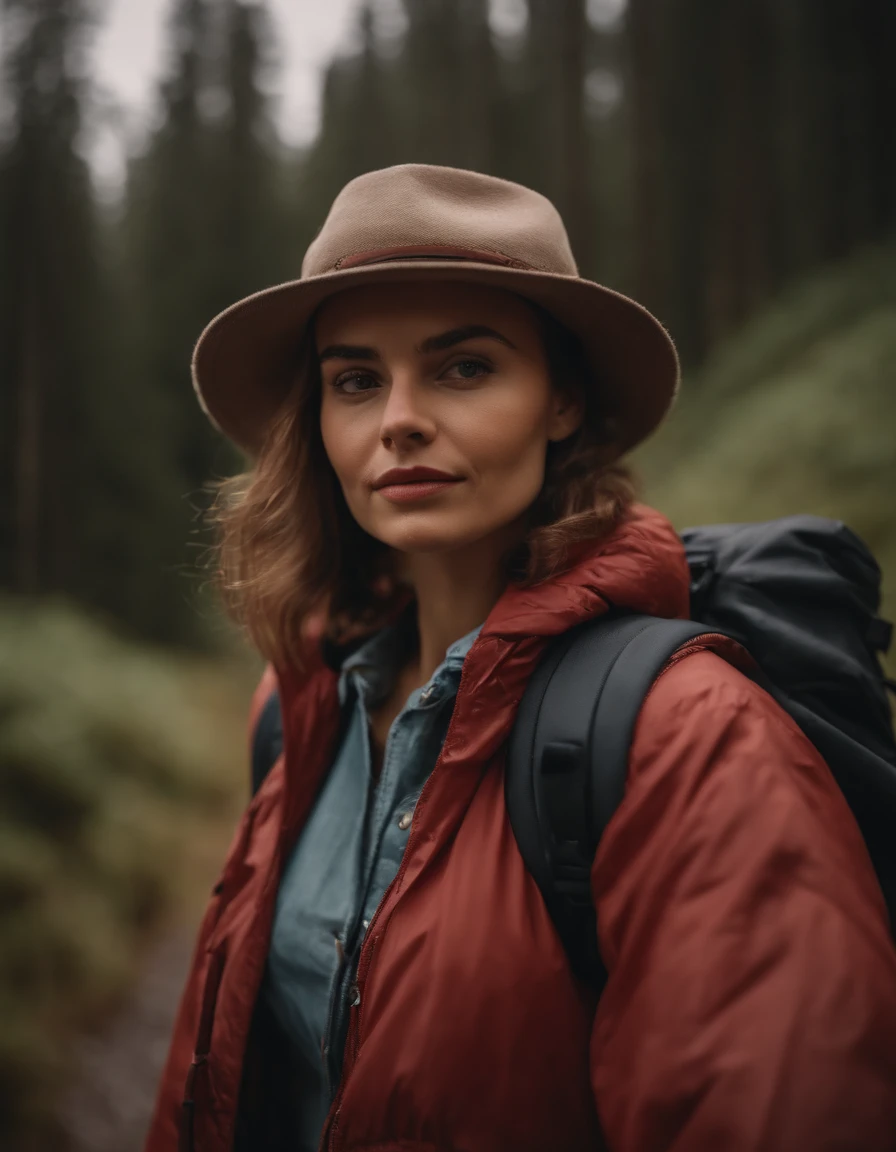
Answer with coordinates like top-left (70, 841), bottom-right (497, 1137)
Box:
top-left (0, 0), bottom-right (894, 1147)
top-left (2, 0), bottom-right (894, 646)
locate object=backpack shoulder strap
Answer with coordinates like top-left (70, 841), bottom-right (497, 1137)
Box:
top-left (506, 613), bottom-right (716, 985)
top-left (251, 687), bottom-right (283, 797)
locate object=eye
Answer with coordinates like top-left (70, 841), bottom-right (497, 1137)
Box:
top-left (332, 371), bottom-right (379, 395)
top-left (444, 357), bottom-right (491, 381)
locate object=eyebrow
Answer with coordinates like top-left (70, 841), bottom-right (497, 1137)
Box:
top-left (317, 324), bottom-right (516, 364)
top-left (419, 325), bottom-right (517, 354)
top-left (318, 342), bottom-right (378, 363)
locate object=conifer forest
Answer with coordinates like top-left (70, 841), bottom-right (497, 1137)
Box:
top-left (1, 1), bottom-right (894, 1148)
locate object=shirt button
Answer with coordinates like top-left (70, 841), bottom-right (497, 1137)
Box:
top-left (349, 984), bottom-right (361, 1007)
top-left (397, 811), bottom-right (413, 831)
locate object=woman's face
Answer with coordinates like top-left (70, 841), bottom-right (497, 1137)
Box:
top-left (316, 281), bottom-right (583, 557)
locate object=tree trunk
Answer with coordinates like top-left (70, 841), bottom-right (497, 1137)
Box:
top-left (16, 263), bottom-right (42, 593)
top-left (558, 0), bottom-right (589, 266)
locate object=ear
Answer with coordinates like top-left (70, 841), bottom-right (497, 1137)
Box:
top-left (547, 391), bottom-right (585, 443)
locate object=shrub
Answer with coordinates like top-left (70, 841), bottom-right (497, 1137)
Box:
top-left (0, 598), bottom-right (253, 1147)
top-left (639, 239), bottom-right (896, 675)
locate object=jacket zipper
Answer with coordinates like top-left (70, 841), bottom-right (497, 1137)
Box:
top-left (322, 947), bottom-right (347, 1100)
top-left (179, 946), bottom-right (227, 1151)
top-left (323, 687), bottom-right (387, 1100)
top-left (321, 622), bottom-right (724, 1135)
top-left (316, 652), bottom-right (482, 1152)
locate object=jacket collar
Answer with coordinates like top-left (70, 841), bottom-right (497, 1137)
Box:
top-left (339, 505), bottom-right (691, 883)
top-left (275, 504), bottom-right (689, 868)
top-left (480, 503), bottom-right (690, 640)
top-left (289, 504), bottom-right (688, 680)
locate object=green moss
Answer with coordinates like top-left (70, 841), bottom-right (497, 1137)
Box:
top-left (639, 240), bottom-right (896, 673)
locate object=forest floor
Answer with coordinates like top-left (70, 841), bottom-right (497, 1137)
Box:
top-left (59, 920), bottom-right (196, 1152)
top-left (56, 764), bottom-right (247, 1152)
top-left (46, 642), bottom-right (256, 1152)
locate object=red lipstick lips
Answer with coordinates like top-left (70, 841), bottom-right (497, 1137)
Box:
top-left (373, 466), bottom-right (463, 504)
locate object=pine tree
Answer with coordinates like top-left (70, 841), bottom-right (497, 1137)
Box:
top-left (120, 0), bottom-right (286, 643)
top-left (114, 0), bottom-right (214, 641)
top-left (625, 0), bottom-right (896, 367)
top-left (397, 0), bottom-right (499, 170)
top-left (208, 0), bottom-right (287, 301)
top-left (297, 0), bottom-right (508, 249)
top-left (299, 0), bottom-right (401, 221)
top-left (0, 0), bottom-right (121, 605)
top-left (521, 0), bottom-right (590, 262)
top-left (123, 0), bottom-right (218, 489)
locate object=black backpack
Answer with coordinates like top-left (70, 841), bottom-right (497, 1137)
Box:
top-left (506, 515), bottom-right (896, 984)
top-left (252, 516), bottom-right (896, 986)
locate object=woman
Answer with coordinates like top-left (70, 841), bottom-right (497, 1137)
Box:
top-left (147, 165), bottom-right (896, 1152)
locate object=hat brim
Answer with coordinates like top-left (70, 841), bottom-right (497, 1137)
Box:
top-left (192, 260), bottom-right (679, 459)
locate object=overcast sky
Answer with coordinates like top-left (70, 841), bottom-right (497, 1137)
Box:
top-left (86, 0), bottom-right (625, 188)
top-left (88, 0), bottom-right (364, 186)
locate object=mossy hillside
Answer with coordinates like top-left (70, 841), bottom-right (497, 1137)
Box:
top-left (0, 599), bottom-right (253, 1146)
top-left (638, 240), bottom-right (896, 671)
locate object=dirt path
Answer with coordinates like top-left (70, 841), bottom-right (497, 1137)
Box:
top-left (59, 923), bottom-right (196, 1152)
top-left (55, 658), bottom-right (253, 1152)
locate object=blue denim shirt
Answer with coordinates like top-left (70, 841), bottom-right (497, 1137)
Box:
top-left (264, 613), bottom-right (483, 1150)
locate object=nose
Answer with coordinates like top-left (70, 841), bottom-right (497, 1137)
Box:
top-left (379, 370), bottom-right (437, 449)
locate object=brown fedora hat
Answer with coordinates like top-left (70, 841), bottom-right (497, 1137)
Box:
top-left (192, 164), bottom-right (679, 457)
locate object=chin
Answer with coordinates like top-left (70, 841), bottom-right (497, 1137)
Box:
top-left (371, 517), bottom-right (499, 556)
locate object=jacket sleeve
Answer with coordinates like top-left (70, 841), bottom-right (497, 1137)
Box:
top-left (590, 647), bottom-right (896, 1152)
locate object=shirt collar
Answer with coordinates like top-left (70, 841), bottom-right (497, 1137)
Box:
top-left (340, 609), bottom-right (482, 708)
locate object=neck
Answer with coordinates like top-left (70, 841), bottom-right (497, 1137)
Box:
top-left (397, 524), bottom-right (523, 688)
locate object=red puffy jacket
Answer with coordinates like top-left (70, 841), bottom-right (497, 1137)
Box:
top-left (145, 506), bottom-right (896, 1152)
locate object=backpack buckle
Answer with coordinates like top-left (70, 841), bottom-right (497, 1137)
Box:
top-left (554, 856), bottom-right (594, 908)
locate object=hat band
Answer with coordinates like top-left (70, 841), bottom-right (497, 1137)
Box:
top-left (333, 244), bottom-right (533, 271)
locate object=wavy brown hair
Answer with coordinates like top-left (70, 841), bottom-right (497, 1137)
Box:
top-left (212, 300), bottom-right (637, 669)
